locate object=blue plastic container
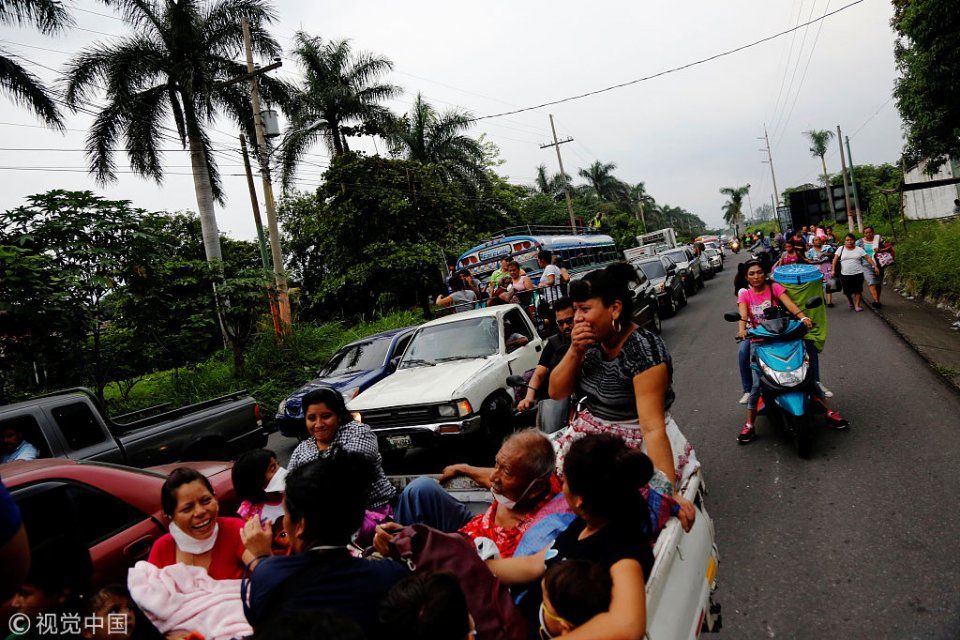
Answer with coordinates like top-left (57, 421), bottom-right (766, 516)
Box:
top-left (772, 263), bottom-right (823, 285)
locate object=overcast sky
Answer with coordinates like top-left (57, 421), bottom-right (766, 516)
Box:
top-left (0, 0), bottom-right (903, 239)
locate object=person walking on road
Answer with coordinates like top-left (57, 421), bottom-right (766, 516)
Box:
top-left (856, 226), bottom-right (893, 309)
top-left (806, 236), bottom-right (834, 308)
top-left (831, 233), bottom-right (878, 312)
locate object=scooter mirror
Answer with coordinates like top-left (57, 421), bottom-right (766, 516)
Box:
top-left (805, 296), bottom-right (823, 309)
top-left (723, 312), bottom-right (741, 322)
top-left (505, 375), bottom-right (527, 388)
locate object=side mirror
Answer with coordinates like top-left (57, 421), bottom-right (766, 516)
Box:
top-left (723, 312), bottom-right (741, 323)
top-left (805, 296), bottom-right (823, 309)
top-left (506, 375), bottom-right (526, 388)
top-left (666, 264), bottom-right (677, 274)
top-left (388, 356), bottom-right (402, 371)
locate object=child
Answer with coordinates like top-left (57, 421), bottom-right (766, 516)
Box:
top-left (9, 539), bottom-right (91, 640)
top-left (539, 560), bottom-right (612, 638)
top-left (81, 586), bottom-right (162, 640)
top-left (233, 449), bottom-right (285, 525)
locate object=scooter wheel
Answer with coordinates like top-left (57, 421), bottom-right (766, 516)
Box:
top-left (787, 413), bottom-right (814, 459)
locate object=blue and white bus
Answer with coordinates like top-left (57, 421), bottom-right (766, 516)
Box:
top-left (456, 226), bottom-right (618, 285)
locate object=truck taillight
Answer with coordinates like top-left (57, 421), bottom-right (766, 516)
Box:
top-left (253, 404), bottom-right (262, 424)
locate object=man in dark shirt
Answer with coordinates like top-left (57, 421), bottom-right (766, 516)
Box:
top-left (518, 298), bottom-right (574, 412)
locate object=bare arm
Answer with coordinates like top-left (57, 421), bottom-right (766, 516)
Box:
top-left (633, 363), bottom-right (674, 492)
top-left (436, 294), bottom-right (453, 306)
top-left (737, 301), bottom-right (749, 340)
top-left (520, 365), bottom-right (550, 410)
top-left (778, 292), bottom-right (814, 328)
top-left (485, 547), bottom-right (547, 586)
top-left (439, 463), bottom-right (494, 488)
top-left (559, 559), bottom-right (647, 640)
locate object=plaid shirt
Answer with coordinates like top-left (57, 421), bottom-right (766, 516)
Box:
top-left (288, 421), bottom-right (396, 509)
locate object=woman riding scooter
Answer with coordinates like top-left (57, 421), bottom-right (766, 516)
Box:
top-left (736, 260), bottom-right (848, 444)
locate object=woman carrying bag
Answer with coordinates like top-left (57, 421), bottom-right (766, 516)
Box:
top-left (831, 234), bottom-right (879, 312)
top-left (856, 226), bottom-right (894, 309)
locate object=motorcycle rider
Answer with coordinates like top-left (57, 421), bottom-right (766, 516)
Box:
top-left (736, 260), bottom-right (847, 444)
top-left (518, 298), bottom-right (574, 432)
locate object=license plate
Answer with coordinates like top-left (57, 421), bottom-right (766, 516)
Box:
top-left (385, 435), bottom-right (412, 450)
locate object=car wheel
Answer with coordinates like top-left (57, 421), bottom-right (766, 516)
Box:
top-left (650, 308), bottom-right (662, 334)
top-left (663, 295), bottom-right (677, 318)
top-left (678, 287), bottom-right (688, 307)
top-left (476, 394), bottom-right (513, 460)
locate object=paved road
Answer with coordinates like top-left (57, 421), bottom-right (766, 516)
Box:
top-left (269, 253), bottom-right (960, 638)
top-left (662, 253), bottom-right (960, 639)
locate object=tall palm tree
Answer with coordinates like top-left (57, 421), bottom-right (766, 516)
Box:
top-left (629, 182), bottom-right (657, 231)
top-left (719, 185), bottom-right (749, 238)
top-left (534, 163), bottom-right (571, 201)
top-left (278, 33), bottom-right (399, 190)
top-left (578, 161), bottom-right (629, 203)
top-left (804, 129), bottom-right (838, 218)
top-left (0, 0), bottom-right (70, 128)
top-left (387, 93), bottom-right (489, 194)
top-left (63, 0), bottom-right (286, 265)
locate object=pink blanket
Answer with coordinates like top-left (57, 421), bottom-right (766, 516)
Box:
top-left (127, 561), bottom-right (252, 640)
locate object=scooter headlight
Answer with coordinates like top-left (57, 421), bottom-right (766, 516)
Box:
top-left (759, 360), bottom-right (808, 387)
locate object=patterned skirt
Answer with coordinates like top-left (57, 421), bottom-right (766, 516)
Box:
top-left (553, 409), bottom-right (701, 491)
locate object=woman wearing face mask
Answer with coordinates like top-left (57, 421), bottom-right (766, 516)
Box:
top-left (288, 387), bottom-right (396, 542)
top-left (147, 468), bottom-right (252, 580)
top-left (549, 262), bottom-right (699, 501)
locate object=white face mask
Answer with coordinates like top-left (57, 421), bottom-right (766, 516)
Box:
top-left (168, 521), bottom-right (219, 555)
top-left (264, 466), bottom-right (288, 493)
top-left (491, 469), bottom-right (552, 511)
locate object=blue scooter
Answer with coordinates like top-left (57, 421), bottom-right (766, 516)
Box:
top-left (725, 296), bottom-right (823, 458)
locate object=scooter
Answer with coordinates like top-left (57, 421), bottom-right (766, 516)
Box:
top-left (724, 296), bottom-right (823, 458)
top-left (730, 239), bottom-right (741, 253)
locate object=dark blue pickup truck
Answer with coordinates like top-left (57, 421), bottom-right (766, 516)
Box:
top-left (275, 327), bottom-right (417, 439)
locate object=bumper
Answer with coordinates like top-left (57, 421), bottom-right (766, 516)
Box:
top-left (372, 415), bottom-right (483, 453)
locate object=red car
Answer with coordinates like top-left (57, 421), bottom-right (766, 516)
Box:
top-left (1, 458), bottom-right (237, 587)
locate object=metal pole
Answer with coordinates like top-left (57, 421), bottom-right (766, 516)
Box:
top-left (547, 114), bottom-right (577, 232)
top-left (845, 135), bottom-right (863, 231)
top-left (243, 17), bottom-right (291, 332)
top-left (837, 125), bottom-right (856, 233)
top-left (763, 125), bottom-right (782, 207)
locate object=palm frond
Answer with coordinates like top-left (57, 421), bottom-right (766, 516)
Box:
top-left (0, 0), bottom-right (72, 33)
top-left (0, 50), bottom-right (63, 128)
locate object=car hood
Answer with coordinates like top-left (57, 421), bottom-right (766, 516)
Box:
top-left (293, 369), bottom-right (377, 396)
top-left (649, 276), bottom-right (667, 287)
top-left (349, 357), bottom-right (497, 409)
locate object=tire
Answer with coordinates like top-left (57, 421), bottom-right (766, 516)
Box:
top-left (661, 295), bottom-right (677, 318)
top-left (697, 274), bottom-right (705, 289)
top-left (475, 394), bottom-right (513, 461)
top-left (685, 278), bottom-right (696, 296)
top-left (649, 308), bottom-right (662, 334)
top-left (678, 287), bottom-right (688, 308)
top-left (787, 413), bottom-right (814, 459)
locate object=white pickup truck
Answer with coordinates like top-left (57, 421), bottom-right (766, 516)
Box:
top-left (348, 305), bottom-right (543, 457)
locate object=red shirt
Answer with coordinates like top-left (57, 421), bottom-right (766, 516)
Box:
top-left (147, 517), bottom-right (247, 580)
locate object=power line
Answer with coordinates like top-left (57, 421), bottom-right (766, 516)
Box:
top-left (467, 0), bottom-right (867, 123)
top-left (767, 0), bottom-right (806, 131)
top-left (769, 0), bottom-right (820, 142)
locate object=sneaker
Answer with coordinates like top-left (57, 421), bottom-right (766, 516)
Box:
top-left (825, 411), bottom-right (849, 430)
top-left (872, 301), bottom-right (882, 309)
top-left (855, 307), bottom-right (863, 312)
top-left (817, 382), bottom-right (834, 398)
top-left (737, 423), bottom-right (757, 444)
top-left (738, 392), bottom-right (751, 405)
top-left (847, 302), bottom-right (854, 309)
top-left (826, 302), bottom-right (835, 308)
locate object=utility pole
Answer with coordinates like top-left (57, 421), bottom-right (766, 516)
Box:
top-left (239, 134), bottom-right (271, 273)
top-left (845, 135), bottom-right (863, 232)
top-left (541, 114), bottom-right (577, 232)
top-left (241, 17), bottom-right (291, 332)
top-left (837, 125), bottom-right (856, 233)
top-left (759, 125), bottom-right (782, 208)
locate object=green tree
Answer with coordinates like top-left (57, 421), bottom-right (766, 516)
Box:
top-left (893, 0), bottom-right (960, 168)
top-left (533, 164), bottom-right (571, 201)
top-left (0, 0), bottom-right (68, 127)
top-left (719, 185), bottom-right (750, 237)
top-left (387, 93), bottom-right (490, 195)
top-left (577, 161), bottom-right (630, 204)
top-left (628, 182), bottom-right (657, 232)
top-left (804, 129), bottom-right (838, 218)
top-left (62, 0), bottom-right (286, 266)
top-left (280, 152), bottom-right (466, 318)
top-left (278, 33), bottom-right (399, 190)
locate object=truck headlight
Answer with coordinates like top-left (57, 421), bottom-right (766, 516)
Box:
top-left (341, 387), bottom-right (360, 403)
top-left (438, 404), bottom-right (457, 417)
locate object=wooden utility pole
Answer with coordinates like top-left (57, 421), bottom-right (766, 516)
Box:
top-left (541, 114), bottom-right (577, 232)
top-left (240, 134), bottom-right (271, 273)
top-left (241, 17), bottom-right (291, 332)
top-left (837, 125), bottom-right (856, 232)
top-left (760, 125), bottom-right (782, 208)
top-left (845, 135), bottom-right (863, 232)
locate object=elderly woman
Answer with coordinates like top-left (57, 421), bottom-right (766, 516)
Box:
top-left (806, 236), bottom-right (834, 308)
top-left (288, 387), bottom-right (396, 539)
top-left (147, 468), bottom-right (251, 580)
top-left (241, 453), bottom-right (408, 636)
top-left (549, 262), bottom-right (698, 500)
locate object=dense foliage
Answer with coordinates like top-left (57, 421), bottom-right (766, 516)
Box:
top-left (893, 0), bottom-right (960, 168)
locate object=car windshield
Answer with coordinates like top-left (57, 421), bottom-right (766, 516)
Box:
top-left (706, 249), bottom-right (719, 257)
top-left (320, 338), bottom-right (392, 376)
top-left (401, 317), bottom-right (499, 367)
top-left (664, 250), bottom-right (687, 264)
top-left (638, 261), bottom-right (666, 279)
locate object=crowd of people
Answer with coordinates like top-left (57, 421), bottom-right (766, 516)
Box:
top-left (1, 262), bottom-right (704, 640)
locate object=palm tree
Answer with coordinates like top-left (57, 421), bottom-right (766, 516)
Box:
top-left (63, 0), bottom-right (286, 265)
top-left (578, 161), bottom-right (629, 204)
top-left (278, 33), bottom-right (399, 190)
top-left (534, 164), bottom-right (571, 201)
top-left (0, 0), bottom-right (70, 128)
top-left (804, 129), bottom-right (837, 218)
top-left (387, 93), bottom-right (489, 194)
top-left (629, 182), bottom-right (657, 231)
top-left (720, 185), bottom-right (750, 238)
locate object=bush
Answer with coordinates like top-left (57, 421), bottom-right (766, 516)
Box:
top-left (892, 217), bottom-right (960, 302)
top-left (103, 311), bottom-right (422, 421)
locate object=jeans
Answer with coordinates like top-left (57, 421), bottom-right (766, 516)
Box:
top-left (738, 339), bottom-right (752, 393)
top-left (393, 477), bottom-right (473, 532)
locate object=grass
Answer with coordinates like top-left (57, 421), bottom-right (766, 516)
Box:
top-left (102, 310), bottom-right (422, 422)
top-left (888, 217), bottom-right (960, 304)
